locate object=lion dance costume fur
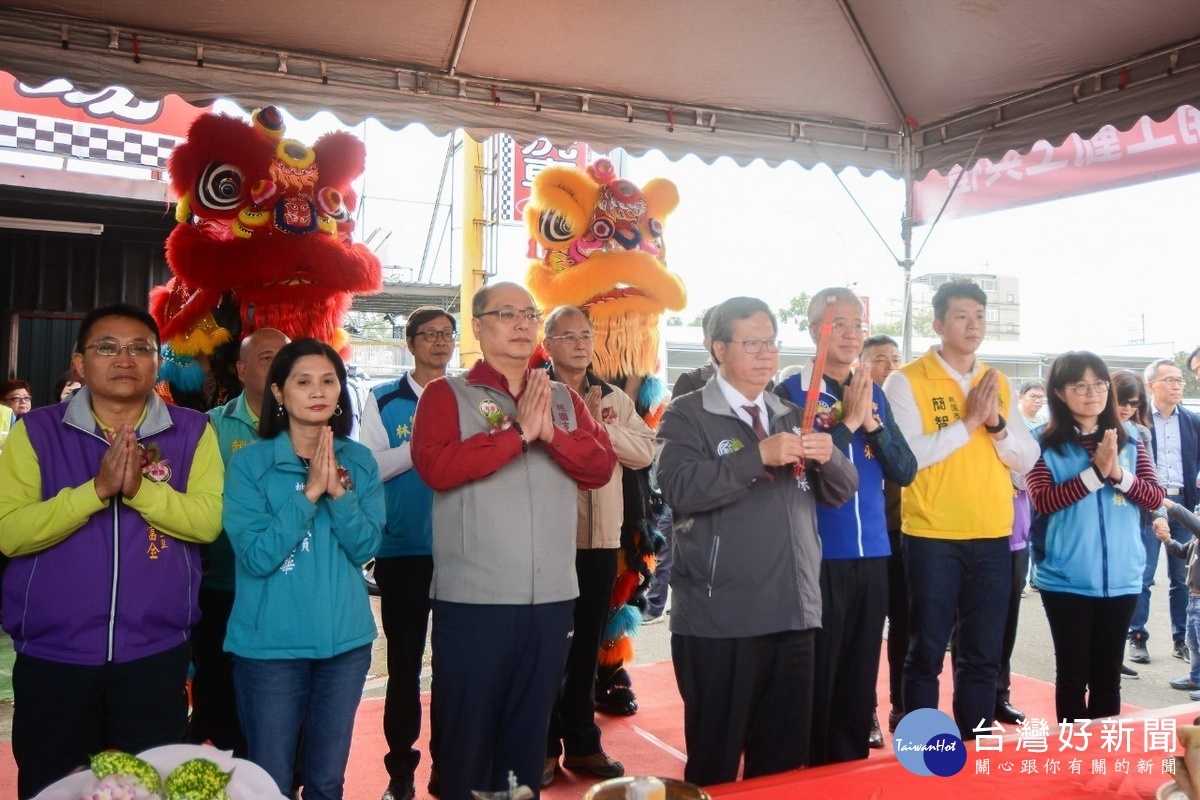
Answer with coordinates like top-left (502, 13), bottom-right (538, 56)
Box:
top-left (525, 158), bottom-right (686, 715)
top-left (149, 105), bottom-right (382, 408)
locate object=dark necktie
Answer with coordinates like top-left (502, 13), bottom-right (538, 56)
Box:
top-left (743, 405), bottom-right (775, 482)
top-left (743, 405), bottom-right (768, 440)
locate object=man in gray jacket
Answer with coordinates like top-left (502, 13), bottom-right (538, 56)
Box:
top-left (656, 296), bottom-right (858, 786)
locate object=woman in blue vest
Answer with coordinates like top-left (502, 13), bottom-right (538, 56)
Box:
top-left (1028, 351), bottom-right (1164, 724)
top-left (223, 338), bottom-right (385, 799)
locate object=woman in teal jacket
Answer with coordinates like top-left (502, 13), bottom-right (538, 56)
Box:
top-left (1028, 351), bottom-right (1164, 724)
top-left (224, 338), bottom-right (384, 800)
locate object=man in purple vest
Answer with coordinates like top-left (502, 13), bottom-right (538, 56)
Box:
top-left (0, 303), bottom-right (224, 799)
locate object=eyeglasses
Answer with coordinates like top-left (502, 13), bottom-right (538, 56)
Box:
top-left (476, 307), bottom-right (543, 325)
top-left (832, 320), bottom-right (869, 335)
top-left (4, 393), bottom-right (31, 403)
top-left (415, 330), bottom-right (457, 343)
top-left (729, 339), bottom-right (782, 355)
top-left (1153, 376), bottom-right (1186, 386)
top-left (1066, 380), bottom-right (1109, 396)
top-left (547, 333), bottom-right (594, 346)
top-left (85, 340), bottom-right (159, 358)
top-left (1116, 398), bottom-right (1141, 408)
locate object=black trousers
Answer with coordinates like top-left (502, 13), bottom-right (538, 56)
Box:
top-left (375, 555), bottom-right (435, 786)
top-left (997, 547), bottom-right (1029, 703)
top-left (885, 528), bottom-right (908, 714)
top-left (13, 642), bottom-right (190, 799)
top-left (672, 629), bottom-right (815, 786)
top-left (431, 599), bottom-right (573, 800)
top-left (188, 587), bottom-right (246, 756)
top-left (548, 548), bottom-right (618, 758)
top-left (1041, 590), bottom-right (1138, 723)
top-left (810, 557), bottom-right (888, 766)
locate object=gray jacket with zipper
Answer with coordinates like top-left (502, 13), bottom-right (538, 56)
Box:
top-left (656, 379), bottom-right (857, 638)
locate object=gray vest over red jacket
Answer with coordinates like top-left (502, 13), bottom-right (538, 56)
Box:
top-left (2, 392), bottom-right (207, 665)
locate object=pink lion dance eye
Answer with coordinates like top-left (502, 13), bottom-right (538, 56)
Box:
top-left (590, 217), bottom-right (615, 240)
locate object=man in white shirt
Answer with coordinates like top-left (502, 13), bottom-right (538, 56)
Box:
top-left (883, 279), bottom-right (1039, 739)
top-left (1127, 358), bottom-right (1200, 665)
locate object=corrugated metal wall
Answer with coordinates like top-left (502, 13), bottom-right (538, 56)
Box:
top-left (0, 186), bottom-right (173, 403)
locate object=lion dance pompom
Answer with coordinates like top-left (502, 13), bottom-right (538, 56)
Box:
top-left (150, 106), bottom-right (382, 408)
top-left (525, 158), bottom-right (686, 715)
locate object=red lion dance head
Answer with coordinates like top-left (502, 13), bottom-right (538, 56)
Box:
top-left (149, 106), bottom-right (381, 406)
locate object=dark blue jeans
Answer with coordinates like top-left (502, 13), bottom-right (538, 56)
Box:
top-left (1129, 517), bottom-right (1189, 643)
top-left (233, 644), bottom-right (371, 800)
top-left (902, 535), bottom-right (1009, 740)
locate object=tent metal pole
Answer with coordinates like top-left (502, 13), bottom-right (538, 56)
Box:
top-left (901, 137), bottom-right (915, 362)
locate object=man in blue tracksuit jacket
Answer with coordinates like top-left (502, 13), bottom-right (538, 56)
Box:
top-left (776, 287), bottom-right (916, 766)
top-left (359, 306), bottom-right (457, 800)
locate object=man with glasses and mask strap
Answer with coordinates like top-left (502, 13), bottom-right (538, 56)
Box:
top-left (358, 306), bottom-right (456, 800)
top-left (538, 305), bottom-right (655, 786)
top-left (775, 287), bottom-right (916, 765)
top-left (882, 279), bottom-right (1038, 742)
top-left (657, 296), bottom-right (857, 786)
top-left (1127, 358), bottom-right (1200, 665)
top-left (412, 283), bottom-right (616, 799)
top-left (0, 303), bottom-right (224, 799)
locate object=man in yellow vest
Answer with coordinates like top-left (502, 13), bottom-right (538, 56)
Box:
top-left (882, 279), bottom-right (1039, 740)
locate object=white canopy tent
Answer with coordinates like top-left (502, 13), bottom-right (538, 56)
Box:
top-left (2, 0), bottom-right (1199, 345)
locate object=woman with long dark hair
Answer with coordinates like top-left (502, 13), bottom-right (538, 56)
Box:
top-left (1110, 369), bottom-right (1156, 674)
top-left (223, 338), bottom-right (384, 799)
top-left (1028, 352), bottom-right (1164, 723)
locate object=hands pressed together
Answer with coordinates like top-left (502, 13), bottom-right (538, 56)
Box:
top-left (1091, 428), bottom-right (1123, 483)
top-left (964, 370), bottom-right (1002, 432)
top-left (515, 369), bottom-right (557, 446)
top-left (305, 427), bottom-right (347, 503)
top-left (94, 425), bottom-right (144, 501)
top-left (840, 368), bottom-right (879, 433)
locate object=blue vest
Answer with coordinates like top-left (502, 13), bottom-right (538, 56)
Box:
top-left (779, 372), bottom-right (890, 559)
top-left (1031, 425), bottom-right (1143, 598)
top-left (372, 375), bottom-right (434, 558)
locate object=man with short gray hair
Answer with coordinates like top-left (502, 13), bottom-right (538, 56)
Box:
top-left (1128, 358), bottom-right (1200, 664)
top-left (411, 282), bottom-right (616, 799)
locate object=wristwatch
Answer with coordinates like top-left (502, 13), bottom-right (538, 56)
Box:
top-left (984, 414), bottom-right (1006, 435)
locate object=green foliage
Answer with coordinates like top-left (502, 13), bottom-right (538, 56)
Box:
top-left (1174, 350), bottom-right (1200, 398)
top-left (777, 292), bottom-right (811, 327)
top-left (165, 758), bottom-right (232, 800)
top-left (90, 752), bottom-right (162, 793)
top-left (872, 308), bottom-right (935, 338)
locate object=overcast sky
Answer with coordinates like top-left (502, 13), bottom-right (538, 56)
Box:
top-left (230, 101), bottom-right (1200, 358)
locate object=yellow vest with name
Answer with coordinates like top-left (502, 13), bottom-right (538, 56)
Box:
top-left (900, 349), bottom-right (1014, 540)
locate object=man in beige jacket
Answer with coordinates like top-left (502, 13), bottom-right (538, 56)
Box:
top-left (540, 305), bottom-right (655, 786)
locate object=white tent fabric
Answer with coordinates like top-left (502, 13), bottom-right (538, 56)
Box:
top-left (2, 1), bottom-right (1200, 178)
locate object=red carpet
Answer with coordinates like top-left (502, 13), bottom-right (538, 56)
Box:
top-left (0, 649), bottom-right (1130, 799)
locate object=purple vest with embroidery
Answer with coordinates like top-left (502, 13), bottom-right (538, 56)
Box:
top-left (2, 400), bottom-right (206, 665)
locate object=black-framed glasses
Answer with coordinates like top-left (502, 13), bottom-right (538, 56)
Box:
top-left (85, 340), bottom-right (159, 358)
top-left (415, 330), bottom-right (458, 343)
top-left (729, 339), bottom-right (782, 355)
top-left (1066, 380), bottom-right (1109, 396)
top-left (1116, 398), bottom-right (1141, 408)
top-left (476, 307), bottom-right (543, 325)
top-left (547, 333), bottom-right (594, 345)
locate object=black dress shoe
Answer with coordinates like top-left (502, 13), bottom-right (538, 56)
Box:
top-left (868, 713), bottom-right (884, 748)
top-left (994, 701), bottom-right (1026, 725)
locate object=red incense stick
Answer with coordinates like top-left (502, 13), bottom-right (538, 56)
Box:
top-left (796, 296), bottom-right (838, 479)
